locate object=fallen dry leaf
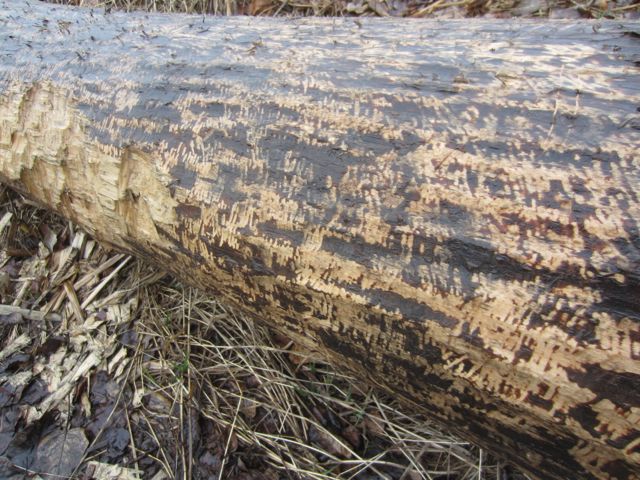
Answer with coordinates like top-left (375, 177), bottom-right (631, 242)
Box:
top-left (249, 0), bottom-right (274, 15)
top-left (363, 411), bottom-right (386, 437)
top-left (341, 424), bottom-right (361, 449)
top-left (309, 425), bottom-right (352, 458)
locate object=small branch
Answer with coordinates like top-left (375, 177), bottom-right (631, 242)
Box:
top-left (0, 304), bottom-right (61, 323)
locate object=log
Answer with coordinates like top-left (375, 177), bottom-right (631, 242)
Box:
top-left (1, 1), bottom-right (639, 478)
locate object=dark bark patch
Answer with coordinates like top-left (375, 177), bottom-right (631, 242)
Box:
top-left (601, 459), bottom-right (636, 480)
top-left (175, 203), bottom-right (201, 219)
top-left (525, 392), bottom-right (553, 411)
top-left (567, 364), bottom-right (640, 408)
top-left (170, 163), bottom-right (197, 189)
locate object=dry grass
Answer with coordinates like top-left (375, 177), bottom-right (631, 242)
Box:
top-left (131, 283), bottom-right (505, 479)
top-left (0, 189), bottom-right (529, 479)
top-left (46, 0), bottom-right (640, 18)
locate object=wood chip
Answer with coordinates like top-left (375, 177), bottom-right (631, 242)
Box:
top-left (81, 255), bottom-right (131, 309)
top-left (64, 281), bottom-right (84, 322)
top-left (0, 212), bottom-right (12, 237)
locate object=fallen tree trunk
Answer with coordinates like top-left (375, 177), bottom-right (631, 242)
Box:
top-left (1, 1), bottom-right (639, 478)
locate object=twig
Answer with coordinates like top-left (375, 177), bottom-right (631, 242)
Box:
top-left (0, 304), bottom-right (61, 322)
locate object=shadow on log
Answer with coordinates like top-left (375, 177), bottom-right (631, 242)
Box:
top-left (0, 1), bottom-right (639, 478)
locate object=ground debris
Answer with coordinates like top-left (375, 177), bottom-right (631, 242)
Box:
top-left (0, 190), bottom-right (147, 478)
top-left (50, 0), bottom-right (639, 18)
top-left (85, 461), bottom-right (141, 480)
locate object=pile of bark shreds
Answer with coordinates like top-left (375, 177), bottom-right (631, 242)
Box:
top-left (0, 188), bottom-right (530, 478)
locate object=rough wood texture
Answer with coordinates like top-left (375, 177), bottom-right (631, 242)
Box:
top-left (1, 2), bottom-right (639, 478)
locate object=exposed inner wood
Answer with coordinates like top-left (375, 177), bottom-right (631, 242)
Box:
top-left (0, 2), bottom-right (638, 478)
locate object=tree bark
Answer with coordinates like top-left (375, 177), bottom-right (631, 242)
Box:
top-left (1, 1), bottom-right (639, 478)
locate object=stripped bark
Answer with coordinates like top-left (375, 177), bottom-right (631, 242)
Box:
top-left (0, 1), bottom-right (639, 478)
